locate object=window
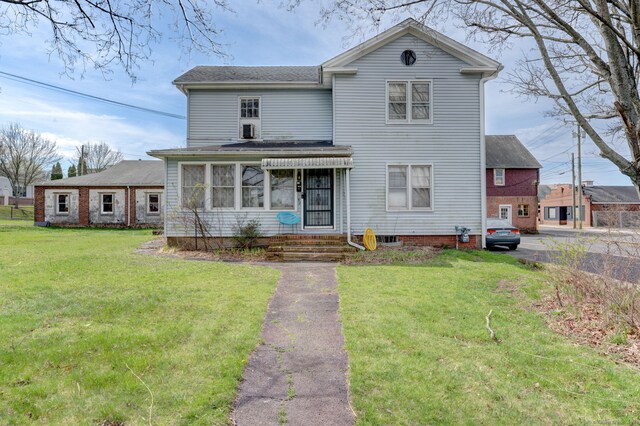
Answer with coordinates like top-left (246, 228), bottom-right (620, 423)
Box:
top-left (101, 193), bottom-right (114, 214)
top-left (518, 204), bottom-right (529, 217)
top-left (270, 170), bottom-right (295, 210)
top-left (387, 165), bottom-right (433, 210)
top-left (182, 164), bottom-right (205, 209)
top-left (494, 168), bottom-right (505, 186)
top-left (547, 207), bottom-right (557, 219)
top-left (212, 164), bottom-right (235, 208)
top-left (56, 194), bottom-right (69, 214)
top-left (147, 193), bottom-right (160, 214)
top-left (387, 80), bottom-right (431, 123)
top-left (240, 98), bottom-right (260, 118)
top-left (241, 165), bottom-right (264, 208)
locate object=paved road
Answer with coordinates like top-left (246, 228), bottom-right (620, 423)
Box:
top-left (232, 263), bottom-right (353, 426)
top-left (498, 226), bottom-right (640, 282)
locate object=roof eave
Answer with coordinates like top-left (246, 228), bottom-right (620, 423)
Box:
top-left (147, 148), bottom-right (353, 159)
top-left (172, 81), bottom-right (325, 90)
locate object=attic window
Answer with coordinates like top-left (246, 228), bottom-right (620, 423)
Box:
top-left (401, 50), bottom-right (416, 66)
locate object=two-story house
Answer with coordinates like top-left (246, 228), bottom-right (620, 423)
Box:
top-left (149, 19), bottom-right (502, 249)
top-left (485, 135), bottom-right (541, 233)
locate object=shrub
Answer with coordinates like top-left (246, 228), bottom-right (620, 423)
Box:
top-left (232, 216), bottom-right (262, 249)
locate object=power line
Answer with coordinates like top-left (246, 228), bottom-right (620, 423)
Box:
top-left (0, 70), bottom-right (186, 120)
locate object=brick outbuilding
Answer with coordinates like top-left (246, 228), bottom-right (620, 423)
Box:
top-left (34, 160), bottom-right (164, 227)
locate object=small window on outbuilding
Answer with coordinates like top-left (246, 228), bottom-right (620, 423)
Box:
top-left (147, 193), bottom-right (160, 215)
top-left (101, 193), bottom-right (114, 214)
top-left (494, 169), bottom-right (505, 186)
top-left (56, 194), bottom-right (69, 215)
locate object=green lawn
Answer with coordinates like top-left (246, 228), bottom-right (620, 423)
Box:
top-left (0, 205), bottom-right (34, 220)
top-left (338, 251), bottom-right (640, 425)
top-left (0, 223), bottom-right (278, 425)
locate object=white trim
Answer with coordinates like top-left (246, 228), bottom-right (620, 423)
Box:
top-left (100, 192), bottom-right (115, 215)
top-left (55, 192), bottom-right (70, 215)
top-left (211, 162), bottom-right (237, 210)
top-left (146, 192), bottom-right (162, 215)
top-left (499, 204), bottom-right (513, 224)
top-left (322, 19), bottom-right (501, 70)
top-left (385, 80), bottom-right (433, 125)
top-left (493, 168), bottom-right (505, 186)
top-left (269, 169), bottom-right (297, 212)
top-left (238, 96), bottom-right (262, 140)
top-left (479, 71), bottom-right (500, 248)
top-left (385, 163), bottom-right (434, 212)
top-left (239, 163), bottom-right (265, 210)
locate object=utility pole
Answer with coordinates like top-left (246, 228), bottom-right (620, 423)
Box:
top-left (571, 153), bottom-right (576, 229)
top-left (79, 145), bottom-right (85, 176)
top-left (577, 124), bottom-right (583, 229)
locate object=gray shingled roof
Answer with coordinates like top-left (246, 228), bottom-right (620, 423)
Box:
top-left (36, 160), bottom-right (164, 187)
top-left (174, 66), bottom-right (321, 84)
top-left (486, 135), bottom-right (542, 169)
top-left (583, 186), bottom-right (640, 203)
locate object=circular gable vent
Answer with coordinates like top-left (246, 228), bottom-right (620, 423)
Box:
top-left (400, 49), bottom-right (416, 66)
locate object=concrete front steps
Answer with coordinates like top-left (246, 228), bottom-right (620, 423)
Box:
top-left (266, 234), bottom-right (357, 262)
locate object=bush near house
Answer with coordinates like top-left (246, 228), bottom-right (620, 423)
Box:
top-left (338, 251), bottom-right (640, 425)
top-left (0, 223), bottom-right (278, 424)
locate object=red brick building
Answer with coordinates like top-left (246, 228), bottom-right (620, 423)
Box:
top-left (34, 161), bottom-right (164, 227)
top-left (539, 184), bottom-right (640, 228)
top-left (485, 135), bottom-right (541, 233)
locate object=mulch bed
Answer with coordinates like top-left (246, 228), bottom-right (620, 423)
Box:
top-left (135, 238), bottom-right (269, 262)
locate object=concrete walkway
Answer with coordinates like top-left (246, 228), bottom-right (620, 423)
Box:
top-left (232, 263), bottom-right (354, 426)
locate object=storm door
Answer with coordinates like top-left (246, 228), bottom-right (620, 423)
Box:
top-left (303, 169), bottom-right (333, 227)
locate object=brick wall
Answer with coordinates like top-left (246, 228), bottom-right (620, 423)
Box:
top-left (538, 184), bottom-right (591, 226)
top-left (487, 195), bottom-right (538, 232)
top-left (486, 168), bottom-right (538, 197)
top-left (34, 185), bottom-right (163, 227)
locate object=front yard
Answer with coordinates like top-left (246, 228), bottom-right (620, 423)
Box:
top-left (0, 223), bottom-right (278, 424)
top-left (338, 251), bottom-right (640, 424)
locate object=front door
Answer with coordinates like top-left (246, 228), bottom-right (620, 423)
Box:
top-left (303, 169), bottom-right (333, 227)
top-left (499, 204), bottom-right (512, 224)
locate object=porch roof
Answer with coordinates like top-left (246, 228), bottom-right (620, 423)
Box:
top-left (262, 157), bottom-right (353, 169)
top-left (147, 140), bottom-right (352, 158)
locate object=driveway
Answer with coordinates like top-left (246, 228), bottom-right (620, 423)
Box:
top-left (501, 225), bottom-right (640, 281)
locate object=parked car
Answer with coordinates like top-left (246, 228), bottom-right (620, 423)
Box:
top-left (486, 218), bottom-right (520, 250)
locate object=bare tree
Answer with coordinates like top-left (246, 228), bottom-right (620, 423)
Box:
top-left (0, 123), bottom-right (60, 206)
top-left (0, 0), bottom-right (231, 80)
top-left (74, 142), bottom-right (123, 173)
top-left (301, 0), bottom-right (640, 194)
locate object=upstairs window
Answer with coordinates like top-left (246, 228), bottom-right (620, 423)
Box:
top-left (240, 98), bottom-right (260, 118)
top-left (56, 194), bottom-right (69, 214)
top-left (387, 80), bottom-right (432, 123)
top-left (101, 194), bottom-right (114, 214)
top-left (494, 169), bottom-right (505, 186)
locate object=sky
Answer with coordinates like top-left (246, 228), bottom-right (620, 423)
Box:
top-left (0, 1), bottom-right (631, 186)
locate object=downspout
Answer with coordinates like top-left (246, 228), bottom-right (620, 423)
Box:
top-left (346, 168), bottom-right (365, 251)
top-left (127, 185), bottom-right (131, 227)
top-left (479, 69), bottom-right (501, 248)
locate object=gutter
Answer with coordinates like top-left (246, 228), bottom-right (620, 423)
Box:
top-left (147, 148), bottom-right (353, 159)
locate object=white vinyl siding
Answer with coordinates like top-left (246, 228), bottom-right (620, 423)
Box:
top-left (334, 33), bottom-right (483, 236)
top-left (188, 89), bottom-right (332, 145)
